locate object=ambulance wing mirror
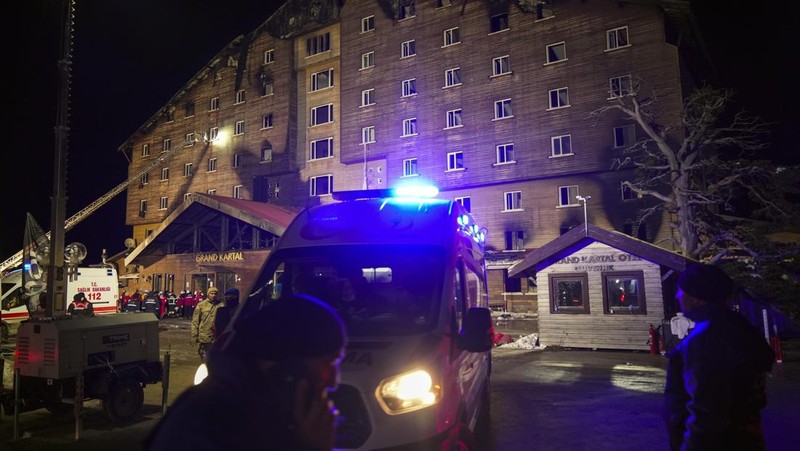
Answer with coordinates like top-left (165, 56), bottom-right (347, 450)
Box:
top-left (459, 307), bottom-right (493, 352)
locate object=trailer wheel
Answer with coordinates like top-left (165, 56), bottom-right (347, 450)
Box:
top-left (103, 379), bottom-right (144, 424)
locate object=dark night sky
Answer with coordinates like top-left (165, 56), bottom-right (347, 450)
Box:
top-left (2, 0), bottom-right (798, 264)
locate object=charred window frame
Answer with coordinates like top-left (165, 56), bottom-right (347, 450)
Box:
top-left (550, 273), bottom-right (590, 314)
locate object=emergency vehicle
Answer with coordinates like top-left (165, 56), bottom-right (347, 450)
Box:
top-left (219, 186), bottom-right (494, 449)
top-left (1, 267), bottom-right (119, 340)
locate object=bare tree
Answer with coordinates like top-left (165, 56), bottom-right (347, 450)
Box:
top-left (591, 84), bottom-right (794, 260)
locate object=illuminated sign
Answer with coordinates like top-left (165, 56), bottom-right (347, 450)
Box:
top-left (195, 251), bottom-right (245, 263)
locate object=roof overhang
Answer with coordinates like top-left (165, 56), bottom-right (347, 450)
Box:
top-left (507, 224), bottom-right (698, 278)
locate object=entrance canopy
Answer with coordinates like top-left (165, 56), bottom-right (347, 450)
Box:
top-left (125, 194), bottom-right (299, 267)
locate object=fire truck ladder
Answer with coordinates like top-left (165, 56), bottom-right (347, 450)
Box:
top-left (0, 137), bottom-right (205, 273)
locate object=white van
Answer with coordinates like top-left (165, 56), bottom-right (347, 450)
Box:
top-left (1, 267), bottom-right (119, 339)
top-left (230, 186), bottom-right (493, 449)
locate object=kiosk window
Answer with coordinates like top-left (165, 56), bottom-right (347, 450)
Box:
top-left (549, 273), bottom-right (589, 314)
top-left (602, 271), bottom-right (646, 314)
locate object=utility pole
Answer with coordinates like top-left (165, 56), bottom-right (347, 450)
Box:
top-left (576, 195), bottom-right (591, 236)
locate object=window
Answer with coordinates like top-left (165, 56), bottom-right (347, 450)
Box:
top-left (551, 135), bottom-right (573, 157)
top-left (402, 158), bottom-right (419, 177)
top-left (260, 80), bottom-right (274, 97)
top-left (159, 196), bottom-right (168, 210)
top-left (185, 102), bottom-right (195, 117)
top-left (264, 49), bottom-right (274, 64)
top-left (444, 67), bottom-right (462, 87)
top-left (184, 193), bottom-right (192, 202)
top-left (361, 89), bottom-right (375, 107)
top-left (536, 2), bottom-right (554, 20)
top-left (162, 138), bottom-right (171, 153)
top-left (141, 144), bottom-right (150, 157)
top-left (361, 51), bottom-right (375, 69)
top-left (548, 87), bottom-right (570, 109)
top-left (361, 126), bottom-right (375, 144)
top-left (361, 15), bottom-right (375, 33)
top-left (310, 174), bottom-right (333, 196)
top-left (307, 32), bottom-right (331, 56)
top-left (140, 172), bottom-right (149, 185)
top-left (207, 189), bottom-right (217, 195)
top-left (504, 269), bottom-right (522, 293)
top-left (185, 133), bottom-right (195, 146)
top-left (437, 0), bottom-right (451, 7)
top-left (496, 143), bottom-right (515, 164)
top-left (261, 145), bottom-right (272, 163)
top-left (233, 185), bottom-right (243, 199)
top-left (401, 40), bottom-right (416, 58)
top-left (447, 151), bottom-right (464, 171)
top-left (235, 120), bottom-right (245, 135)
top-left (603, 271), bottom-right (646, 314)
top-left (606, 26), bottom-right (630, 50)
top-left (208, 158), bottom-right (218, 172)
top-left (210, 97), bottom-right (219, 111)
top-left (402, 78), bottom-right (417, 97)
top-left (490, 13), bottom-right (509, 33)
top-left (614, 125), bottom-right (635, 148)
top-left (235, 90), bottom-right (246, 104)
top-left (621, 182), bottom-right (641, 200)
top-left (492, 55), bottom-right (511, 76)
top-left (402, 118), bottom-right (418, 137)
top-left (505, 231), bottom-right (524, 251)
top-left (446, 109), bottom-right (463, 128)
top-left (233, 153), bottom-right (240, 168)
top-left (550, 273), bottom-right (590, 314)
top-left (494, 99), bottom-right (513, 119)
top-left (455, 196), bottom-right (471, 212)
top-left (503, 191), bottom-right (522, 211)
top-left (210, 127), bottom-right (219, 141)
top-left (263, 113), bottom-right (274, 129)
top-left (310, 137), bottom-right (333, 160)
top-left (399, 1), bottom-right (415, 19)
top-left (165, 110), bottom-right (174, 122)
top-left (160, 167), bottom-right (169, 181)
top-left (183, 163), bottom-right (193, 177)
top-left (609, 75), bottom-right (632, 98)
top-left (558, 185), bottom-right (579, 206)
top-left (546, 42), bottom-right (566, 63)
top-left (443, 27), bottom-right (460, 46)
top-left (311, 104), bottom-right (334, 126)
top-left (311, 68), bottom-right (334, 91)
top-left (139, 200), bottom-right (148, 217)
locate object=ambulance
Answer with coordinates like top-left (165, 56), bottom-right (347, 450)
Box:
top-left (226, 186), bottom-right (494, 449)
top-left (1, 266), bottom-right (120, 340)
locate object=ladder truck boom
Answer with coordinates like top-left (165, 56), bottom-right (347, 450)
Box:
top-left (0, 137), bottom-right (201, 273)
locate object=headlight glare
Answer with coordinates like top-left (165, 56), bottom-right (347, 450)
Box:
top-left (376, 369), bottom-right (441, 414)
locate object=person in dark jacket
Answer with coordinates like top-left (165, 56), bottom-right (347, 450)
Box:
top-left (67, 292), bottom-right (94, 317)
top-left (664, 264), bottom-right (775, 451)
top-left (214, 287), bottom-right (240, 339)
top-left (146, 294), bottom-right (348, 450)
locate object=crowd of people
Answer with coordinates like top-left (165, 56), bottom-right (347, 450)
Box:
top-left (118, 289), bottom-right (210, 319)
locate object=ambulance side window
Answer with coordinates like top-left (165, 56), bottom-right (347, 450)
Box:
top-left (453, 260), bottom-right (465, 330)
top-left (464, 264), bottom-right (484, 309)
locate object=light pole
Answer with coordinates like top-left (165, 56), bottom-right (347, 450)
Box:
top-left (576, 195), bottom-right (591, 236)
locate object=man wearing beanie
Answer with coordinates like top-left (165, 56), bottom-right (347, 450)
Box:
top-left (147, 294), bottom-right (347, 450)
top-left (664, 264), bottom-right (775, 451)
top-left (191, 286), bottom-right (222, 361)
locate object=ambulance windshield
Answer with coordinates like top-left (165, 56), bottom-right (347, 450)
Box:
top-left (252, 245), bottom-right (445, 337)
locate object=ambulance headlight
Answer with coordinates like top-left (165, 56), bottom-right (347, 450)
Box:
top-left (375, 369), bottom-right (441, 415)
top-left (193, 363), bottom-right (208, 385)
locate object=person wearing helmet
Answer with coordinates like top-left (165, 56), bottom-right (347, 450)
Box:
top-left (147, 294), bottom-right (348, 450)
top-left (191, 287), bottom-right (222, 360)
top-left (68, 292), bottom-right (94, 317)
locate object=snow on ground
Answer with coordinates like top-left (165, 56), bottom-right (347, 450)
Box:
top-left (498, 333), bottom-right (545, 350)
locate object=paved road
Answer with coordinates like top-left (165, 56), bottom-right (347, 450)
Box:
top-left (1, 318), bottom-right (798, 450)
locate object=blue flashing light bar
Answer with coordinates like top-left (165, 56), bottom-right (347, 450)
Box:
top-left (332, 184), bottom-right (440, 202)
top-left (392, 185), bottom-right (439, 198)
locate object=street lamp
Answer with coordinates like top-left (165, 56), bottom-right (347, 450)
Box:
top-left (576, 195), bottom-right (592, 236)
